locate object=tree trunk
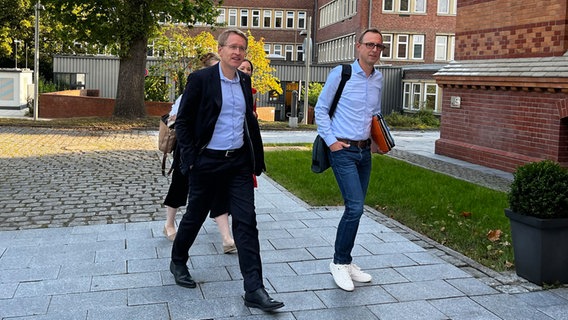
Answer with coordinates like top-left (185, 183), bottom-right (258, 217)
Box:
top-left (113, 37), bottom-right (148, 119)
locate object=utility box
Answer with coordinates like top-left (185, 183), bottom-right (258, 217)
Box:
top-left (0, 69), bottom-right (33, 109)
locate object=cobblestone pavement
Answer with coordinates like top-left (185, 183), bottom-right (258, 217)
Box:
top-left (0, 127), bottom-right (164, 231)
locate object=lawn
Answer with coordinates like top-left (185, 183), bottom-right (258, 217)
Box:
top-left (263, 149), bottom-right (514, 272)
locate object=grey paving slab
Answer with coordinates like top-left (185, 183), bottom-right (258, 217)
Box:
top-left (429, 297), bottom-right (502, 320)
top-left (471, 294), bottom-right (555, 320)
top-left (1, 127), bottom-right (566, 319)
top-left (368, 300), bottom-right (449, 320)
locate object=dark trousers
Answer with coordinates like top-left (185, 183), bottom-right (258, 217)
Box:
top-left (171, 149), bottom-right (263, 293)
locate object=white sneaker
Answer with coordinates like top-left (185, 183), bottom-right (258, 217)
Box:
top-left (329, 262), bottom-right (354, 291)
top-left (348, 264), bottom-right (372, 283)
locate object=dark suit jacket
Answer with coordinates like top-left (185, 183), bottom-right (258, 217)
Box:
top-left (175, 64), bottom-right (266, 176)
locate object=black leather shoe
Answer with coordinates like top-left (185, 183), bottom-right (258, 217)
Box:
top-left (244, 287), bottom-right (284, 312)
top-left (169, 261), bottom-right (196, 288)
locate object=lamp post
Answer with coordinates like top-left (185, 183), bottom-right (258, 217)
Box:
top-left (14, 40), bottom-right (21, 68)
top-left (301, 16), bottom-right (312, 125)
top-left (34, 0), bottom-right (45, 121)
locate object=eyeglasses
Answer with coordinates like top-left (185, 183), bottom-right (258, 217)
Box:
top-left (223, 45), bottom-right (247, 53)
top-left (362, 42), bottom-right (387, 50)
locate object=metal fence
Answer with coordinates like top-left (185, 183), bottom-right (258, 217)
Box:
top-left (53, 55), bottom-right (403, 116)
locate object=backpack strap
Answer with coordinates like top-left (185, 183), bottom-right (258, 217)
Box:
top-left (328, 64), bottom-right (352, 118)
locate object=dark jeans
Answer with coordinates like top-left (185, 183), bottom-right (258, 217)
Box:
top-left (329, 144), bottom-right (372, 265)
top-left (171, 149), bottom-right (263, 292)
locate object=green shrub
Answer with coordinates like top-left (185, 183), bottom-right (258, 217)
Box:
top-left (144, 76), bottom-right (171, 102)
top-left (414, 109), bottom-right (440, 127)
top-left (508, 160), bottom-right (568, 218)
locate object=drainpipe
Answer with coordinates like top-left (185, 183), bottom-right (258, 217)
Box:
top-left (368, 0), bottom-right (373, 28)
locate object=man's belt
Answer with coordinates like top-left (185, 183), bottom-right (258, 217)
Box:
top-left (203, 147), bottom-right (244, 158)
top-left (336, 138), bottom-right (370, 148)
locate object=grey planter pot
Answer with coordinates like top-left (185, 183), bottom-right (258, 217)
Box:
top-left (505, 209), bottom-right (568, 285)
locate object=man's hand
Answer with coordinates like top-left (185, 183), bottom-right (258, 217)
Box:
top-left (329, 140), bottom-right (350, 151)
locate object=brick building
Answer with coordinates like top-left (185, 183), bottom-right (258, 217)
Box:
top-left (315, 0), bottom-right (458, 114)
top-left (434, 0), bottom-right (568, 172)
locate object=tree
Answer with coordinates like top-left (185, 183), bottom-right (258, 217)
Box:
top-left (150, 29), bottom-right (282, 98)
top-left (0, 0), bottom-right (34, 66)
top-left (244, 32), bottom-right (282, 95)
top-left (151, 28), bottom-right (218, 97)
top-left (47, 0), bottom-right (222, 119)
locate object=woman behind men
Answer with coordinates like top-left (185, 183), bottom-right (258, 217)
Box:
top-left (163, 52), bottom-right (236, 254)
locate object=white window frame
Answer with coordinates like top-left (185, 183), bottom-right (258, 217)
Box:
top-left (228, 9), bottom-right (237, 27)
top-left (298, 11), bottom-right (306, 29)
top-left (263, 44), bottom-right (271, 55)
top-left (383, 0), bottom-right (394, 11)
top-left (274, 44), bottom-right (282, 56)
top-left (275, 11), bottom-right (283, 28)
top-left (397, 34), bottom-right (408, 59)
top-left (263, 10), bottom-right (272, 28)
top-left (403, 81), bottom-right (441, 112)
top-left (216, 8), bottom-right (225, 24)
top-left (297, 44), bottom-right (304, 61)
top-left (286, 11), bottom-right (294, 29)
top-left (438, 0), bottom-right (457, 15)
top-left (251, 10), bottom-right (260, 28)
top-left (399, 0), bottom-right (410, 12)
top-left (412, 34), bottom-right (424, 60)
top-left (240, 9), bottom-right (248, 27)
top-left (435, 36), bottom-right (448, 61)
top-left (285, 45), bottom-right (294, 60)
top-left (381, 34), bottom-right (392, 59)
top-left (414, 0), bottom-right (426, 13)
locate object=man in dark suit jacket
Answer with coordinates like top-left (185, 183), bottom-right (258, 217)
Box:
top-left (169, 28), bottom-right (284, 312)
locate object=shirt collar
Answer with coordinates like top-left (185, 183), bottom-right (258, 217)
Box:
top-left (218, 64), bottom-right (240, 83)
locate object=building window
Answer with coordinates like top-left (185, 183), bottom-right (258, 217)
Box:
top-left (240, 9), bottom-right (248, 27)
top-left (54, 73), bottom-right (86, 91)
top-left (252, 10), bottom-right (260, 27)
top-left (438, 0), bottom-right (457, 15)
top-left (298, 11), bottom-right (306, 29)
top-left (274, 44), bottom-right (282, 56)
top-left (263, 10), bottom-right (272, 28)
top-left (286, 11), bottom-right (294, 28)
top-left (435, 35), bottom-right (455, 61)
top-left (415, 0), bottom-right (426, 13)
top-left (216, 8), bottom-right (225, 24)
top-left (317, 34), bottom-right (355, 63)
top-left (397, 35), bottom-right (408, 59)
top-left (319, 0), bottom-right (357, 28)
top-left (297, 45), bottom-right (304, 61)
top-left (228, 9), bottom-right (237, 27)
top-left (424, 84), bottom-right (438, 111)
top-left (264, 44), bottom-right (270, 54)
top-left (412, 35), bottom-right (424, 60)
top-left (381, 34), bottom-right (392, 59)
top-left (383, 0), bottom-right (427, 14)
top-left (399, 0), bottom-right (409, 12)
top-left (285, 45), bottom-right (294, 60)
top-left (275, 11), bottom-right (283, 28)
top-left (403, 81), bottom-right (440, 112)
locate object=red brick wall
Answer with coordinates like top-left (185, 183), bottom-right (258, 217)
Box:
top-left (39, 90), bottom-right (171, 118)
top-left (436, 87), bottom-right (568, 171)
top-left (455, 0), bottom-right (568, 60)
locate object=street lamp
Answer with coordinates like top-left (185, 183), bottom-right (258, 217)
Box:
top-left (300, 16), bottom-right (312, 125)
top-left (34, 0), bottom-right (45, 121)
top-left (14, 40), bottom-right (21, 68)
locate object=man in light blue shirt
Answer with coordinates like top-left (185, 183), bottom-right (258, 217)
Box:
top-left (314, 28), bottom-right (384, 292)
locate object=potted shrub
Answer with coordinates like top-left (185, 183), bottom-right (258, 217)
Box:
top-left (505, 160), bottom-right (568, 285)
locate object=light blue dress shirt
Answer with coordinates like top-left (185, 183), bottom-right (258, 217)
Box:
top-left (314, 60), bottom-right (383, 147)
top-left (207, 64), bottom-right (246, 150)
